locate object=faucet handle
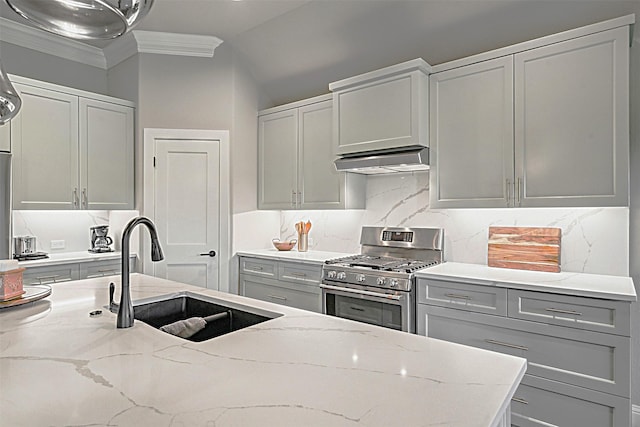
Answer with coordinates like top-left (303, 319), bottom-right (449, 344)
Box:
top-left (108, 282), bottom-right (119, 313)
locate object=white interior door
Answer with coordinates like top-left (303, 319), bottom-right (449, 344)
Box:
top-left (154, 138), bottom-right (221, 289)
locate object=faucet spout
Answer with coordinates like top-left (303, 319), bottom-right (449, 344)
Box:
top-left (117, 216), bottom-right (164, 328)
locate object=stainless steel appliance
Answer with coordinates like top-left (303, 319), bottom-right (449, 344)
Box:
top-left (12, 235), bottom-right (48, 261)
top-left (89, 225), bottom-right (114, 253)
top-left (320, 226), bottom-right (443, 333)
top-left (334, 147), bottom-right (429, 174)
top-left (0, 152), bottom-right (10, 259)
top-left (13, 235), bottom-right (36, 256)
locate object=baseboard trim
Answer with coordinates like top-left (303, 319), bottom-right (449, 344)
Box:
top-left (633, 404), bottom-right (640, 427)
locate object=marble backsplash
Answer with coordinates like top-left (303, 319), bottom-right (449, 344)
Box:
top-left (13, 210), bottom-right (140, 253)
top-left (278, 172), bottom-right (630, 277)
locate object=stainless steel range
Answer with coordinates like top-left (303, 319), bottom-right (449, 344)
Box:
top-left (320, 226), bottom-right (444, 333)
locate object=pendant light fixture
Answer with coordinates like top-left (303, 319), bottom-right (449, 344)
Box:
top-left (4, 0), bottom-right (155, 40)
top-left (0, 60), bottom-right (21, 125)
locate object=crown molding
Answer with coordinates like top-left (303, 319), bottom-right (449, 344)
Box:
top-left (1, 18), bottom-right (224, 70)
top-left (104, 30), bottom-right (223, 68)
top-left (0, 17), bottom-right (106, 68)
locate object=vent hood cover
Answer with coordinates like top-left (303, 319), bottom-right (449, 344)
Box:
top-left (334, 147), bottom-right (429, 174)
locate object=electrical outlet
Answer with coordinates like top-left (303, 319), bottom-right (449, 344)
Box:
top-left (308, 237), bottom-right (314, 247)
top-left (50, 240), bottom-right (65, 250)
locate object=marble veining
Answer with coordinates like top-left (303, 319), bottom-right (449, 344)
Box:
top-left (277, 173), bottom-right (629, 276)
top-left (0, 274), bottom-right (526, 427)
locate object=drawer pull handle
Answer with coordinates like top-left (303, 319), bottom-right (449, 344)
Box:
top-left (544, 307), bottom-right (582, 316)
top-left (289, 272), bottom-right (307, 278)
top-left (36, 275), bottom-right (60, 283)
top-left (511, 397), bottom-right (529, 405)
top-left (444, 293), bottom-right (471, 300)
top-left (484, 339), bottom-right (529, 352)
top-left (252, 266), bottom-right (264, 271)
top-left (268, 294), bottom-right (287, 301)
top-left (349, 306), bottom-right (365, 312)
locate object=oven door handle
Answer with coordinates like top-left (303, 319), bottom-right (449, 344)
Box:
top-left (320, 283), bottom-right (403, 302)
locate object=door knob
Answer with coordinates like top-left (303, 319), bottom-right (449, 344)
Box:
top-left (199, 250), bottom-right (216, 257)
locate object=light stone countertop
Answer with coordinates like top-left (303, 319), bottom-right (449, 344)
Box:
top-left (17, 251), bottom-right (137, 268)
top-left (0, 274), bottom-right (526, 427)
top-left (415, 262), bottom-right (637, 301)
top-left (236, 248), bottom-right (351, 264)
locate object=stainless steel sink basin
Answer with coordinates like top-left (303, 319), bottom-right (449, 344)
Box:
top-left (133, 291), bottom-right (282, 342)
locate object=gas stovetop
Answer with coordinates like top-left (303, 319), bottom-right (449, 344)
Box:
top-left (322, 255), bottom-right (441, 292)
top-left (324, 254), bottom-right (438, 273)
top-left (321, 226), bottom-right (444, 293)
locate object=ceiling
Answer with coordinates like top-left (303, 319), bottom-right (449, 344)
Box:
top-left (2, 0), bottom-right (639, 105)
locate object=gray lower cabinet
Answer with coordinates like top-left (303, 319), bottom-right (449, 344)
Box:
top-left (23, 258), bottom-right (136, 285)
top-left (416, 277), bottom-right (632, 427)
top-left (23, 263), bottom-right (81, 285)
top-left (239, 256), bottom-right (322, 313)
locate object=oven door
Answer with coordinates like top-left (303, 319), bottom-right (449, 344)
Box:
top-left (320, 283), bottom-right (414, 333)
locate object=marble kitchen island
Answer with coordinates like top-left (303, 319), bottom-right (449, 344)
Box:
top-left (0, 274), bottom-right (526, 427)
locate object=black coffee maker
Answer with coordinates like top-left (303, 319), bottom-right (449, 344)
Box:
top-left (89, 225), bottom-right (114, 253)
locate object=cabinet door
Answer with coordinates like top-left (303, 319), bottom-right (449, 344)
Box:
top-left (0, 122), bottom-right (9, 152)
top-left (514, 26), bottom-right (629, 207)
top-left (298, 100), bottom-right (345, 209)
top-left (80, 98), bottom-right (134, 210)
top-left (11, 84), bottom-right (79, 209)
top-left (511, 375), bottom-right (630, 427)
top-left (258, 109), bottom-right (298, 209)
top-left (333, 71), bottom-right (427, 155)
top-left (430, 56), bottom-right (514, 208)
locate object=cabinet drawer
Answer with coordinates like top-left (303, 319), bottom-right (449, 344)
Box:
top-left (240, 257), bottom-right (276, 278)
top-left (80, 260), bottom-right (122, 279)
top-left (420, 305), bottom-right (629, 397)
top-left (417, 278), bottom-right (507, 316)
top-left (278, 262), bottom-right (321, 286)
top-left (511, 375), bottom-right (630, 427)
top-left (508, 289), bottom-right (630, 336)
top-left (240, 275), bottom-right (321, 313)
top-left (23, 264), bottom-right (80, 285)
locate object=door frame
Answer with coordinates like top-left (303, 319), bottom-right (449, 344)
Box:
top-left (143, 128), bottom-right (231, 292)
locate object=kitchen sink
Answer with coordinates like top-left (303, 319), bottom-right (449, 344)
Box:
top-left (133, 291), bottom-right (282, 342)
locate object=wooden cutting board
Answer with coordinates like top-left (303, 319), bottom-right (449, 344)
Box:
top-left (488, 227), bottom-right (561, 272)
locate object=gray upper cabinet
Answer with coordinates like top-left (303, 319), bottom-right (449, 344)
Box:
top-left (11, 83), bottom-right (80, 210)
top-left (10, 76), bottom-right (135, 210)
top-left (80, 98), bottom-right (134, 210)
top-left (515, 26), bottom-right (629, 207)
top-left (430, 56), bottom-right (514, 208)
top-left (0, 122), bottom-right (10, 152)
top-left (258, 95), bottom-right (365, 210)
top-left (329, 59), bottom-right (430, 155)
top-left (430, 24), bottom-right (630, 208)
top-left (258, 107), bottom-right (298, 209)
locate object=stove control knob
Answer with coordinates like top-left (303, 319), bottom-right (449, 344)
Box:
top-left (356, 274), bottom-right (366, 283)
top-left (376, 277), bottom-right (386, 286)
top-left (389, 278), bottom-right (399, 288)
top-left (327, 271), bottom-right (337, 279)
top-left (337, 272), bottom-right (347, 280)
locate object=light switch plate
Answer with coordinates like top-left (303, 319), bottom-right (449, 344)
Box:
top-left (50, 240), bottom-right (65, 250)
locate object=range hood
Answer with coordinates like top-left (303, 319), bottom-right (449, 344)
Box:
top-left (334, 147), bottom-right (429, 175)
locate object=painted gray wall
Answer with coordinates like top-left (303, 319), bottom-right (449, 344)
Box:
top-left (629, 31), bottom-right (640, 413)
top-left (230, 51), bottom-right (259, 214)
top-left (109, 43), bottom-right (261, 215)
top-left (0, 41), bottom-right (107, 94)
